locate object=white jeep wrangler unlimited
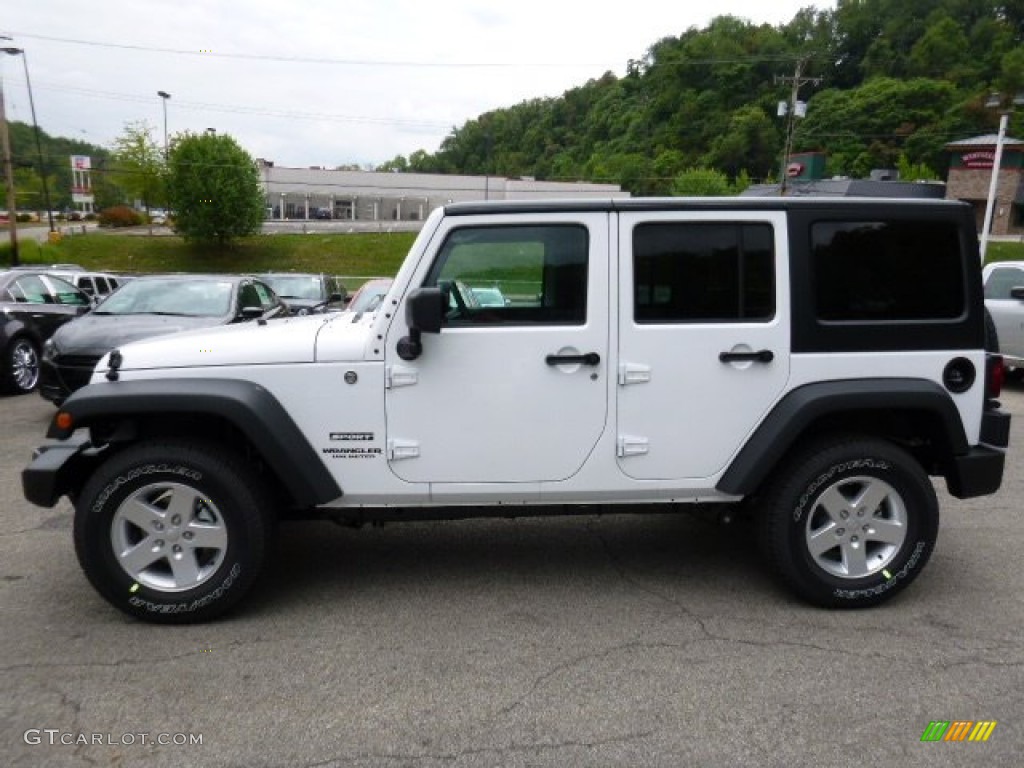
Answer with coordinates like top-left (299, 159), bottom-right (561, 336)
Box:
top-left (23, 198), bottom-right (1011, 622)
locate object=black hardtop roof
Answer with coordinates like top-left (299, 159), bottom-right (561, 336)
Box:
top-left (443, 196), bottom-right (970, 216)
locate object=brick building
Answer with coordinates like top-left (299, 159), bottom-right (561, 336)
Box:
top-left (944, 134), bottom-right (1024, 236)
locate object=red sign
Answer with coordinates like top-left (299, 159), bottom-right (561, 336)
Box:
top-left (961, 151), bottom-right (995, 169)
top-left (786, 162), bottom-right (804, 178)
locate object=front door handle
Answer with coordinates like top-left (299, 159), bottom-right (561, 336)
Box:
top-left (546, 352), bottom-right (601, 366)
top-left (719, 349), bottom-right (774, 364)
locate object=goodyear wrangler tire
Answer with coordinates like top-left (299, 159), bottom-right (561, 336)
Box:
top-left (759, 436), bottom-right (938, 608)
top-left (73, 440), bottom-right (271, 624)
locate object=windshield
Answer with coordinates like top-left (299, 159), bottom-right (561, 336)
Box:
top-left (263, 275), bottom-right (323, 300)
top-left (94, 279), bottom-right (234, 317)
top-left (350, 281), bottom-right (391, 313)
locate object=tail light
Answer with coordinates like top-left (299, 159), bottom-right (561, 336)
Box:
top-left (986, 354), bottom-right (1005, 400)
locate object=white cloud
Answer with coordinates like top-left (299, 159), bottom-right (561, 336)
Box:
top-left (2, 0), bottom-right (836, 167)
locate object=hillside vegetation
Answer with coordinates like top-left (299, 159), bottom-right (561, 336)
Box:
top-left (380, 0), bottom-right (1024, 194)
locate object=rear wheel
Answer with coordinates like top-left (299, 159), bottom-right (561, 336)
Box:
top-left (2, 337), bottom-right (40, 394)
top-left (74, 440), bottom-right (272, 623)
top-left (759, 436), bottom-right (938, 608)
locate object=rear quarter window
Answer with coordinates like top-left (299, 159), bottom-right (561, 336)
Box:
top-left (811, 220), bottom-right (965, 321)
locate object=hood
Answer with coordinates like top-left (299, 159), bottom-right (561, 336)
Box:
top-left (52, 313), bottom-right (222, 356)
top-left (97, 312), bottom-right (372, 372)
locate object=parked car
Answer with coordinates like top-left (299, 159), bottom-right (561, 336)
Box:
top-left (1, 270), bottom-right (91, 394)
top-left (45, 268), bottom-right (124, 301)
top-left (345, 278), bottom-right (393, 315)
top-left (262, 273), bottom-right (346, 315)
top-left (39, 274), bottom-right (288, 404)
top-left (983, 260), bottom-right (1024, 377)
top-left (469, 286), bottom-right (509, 307)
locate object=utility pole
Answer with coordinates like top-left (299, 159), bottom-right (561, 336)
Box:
top-left (0, 69), bottom-right (18, 264)
top-left (775, 56), bottom-right (822, 196)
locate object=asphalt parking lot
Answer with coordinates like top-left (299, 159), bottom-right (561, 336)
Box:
top-left (2, 386), bottom-right (1023, 767)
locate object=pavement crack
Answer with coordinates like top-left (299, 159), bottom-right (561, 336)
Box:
top-left (307, 729), bottom-right (657, 766)
top-left (0, 637), bottom-right (269, 672)
top-left (495, 641), bottom-right (686, 717)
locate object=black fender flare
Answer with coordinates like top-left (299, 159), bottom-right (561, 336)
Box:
top-left (716, 378), bottom-right (968, 496)
top-left (47, 378), bottom-right (342, 508)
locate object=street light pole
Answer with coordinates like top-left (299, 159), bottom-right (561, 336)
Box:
top-left (0, 70), bottom-right (19, 264)
top-left (979, 111), bottom-right (1007, 263)
top-left (157, 90), bottom-right (170, 160)
top-left (979, 92), bottom-right (1023, 263)
top-left (1, 47), bottom-right (54, 233)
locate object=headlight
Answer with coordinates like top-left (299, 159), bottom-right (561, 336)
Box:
top-left (43, 338), bottom-right (58, 362)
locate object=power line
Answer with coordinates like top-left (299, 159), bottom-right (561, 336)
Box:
top-left (13, 78), bottom-right (454, 130)
top-left (5, 31), bottom-right (610, 69)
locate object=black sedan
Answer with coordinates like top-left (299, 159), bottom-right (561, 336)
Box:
top-left (40, 274), bottom-right (287, 404)
top-left (1, 269), bottom-right (92, 394)
top-left (262, 273), bottom-right (346, 315)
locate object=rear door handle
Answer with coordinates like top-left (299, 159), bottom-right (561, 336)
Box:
top-left (719, 349), bottom-right (774, 364)
top-left (546, 352), bottom-right (601, 366)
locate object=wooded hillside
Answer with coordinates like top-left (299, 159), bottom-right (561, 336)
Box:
top-left (379, 0), bottom-right (1024, 194)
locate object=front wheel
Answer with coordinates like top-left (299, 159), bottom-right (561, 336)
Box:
top-left (759, 436), bottom-right (938, 608)
top-left (74, 440), bottom-right (272, 623)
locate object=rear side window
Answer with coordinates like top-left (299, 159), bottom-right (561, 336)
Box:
top-left (811, 220), bottom-right (964, 321)
top-left (12, 275), bottom-right (50, 303)
top-left (633, 222), bottom-right (775, 323)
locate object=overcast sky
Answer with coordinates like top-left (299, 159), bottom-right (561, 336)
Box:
top-left (3, 0), bottom-right (835, 169)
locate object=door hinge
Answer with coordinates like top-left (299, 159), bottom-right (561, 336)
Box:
top-left (385, 366), bottom-right (419, 389)
top-left (617, 435), bottom-right (650, 458)
top-left (618, 362), bottom-right (651, 386)
top-left (387, 439), bottom-right (420, 461)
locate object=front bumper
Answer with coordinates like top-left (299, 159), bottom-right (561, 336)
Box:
top-left (39, 357), bottom-right (100, 404)
top-left (22, 437), bottom-right (97, 508)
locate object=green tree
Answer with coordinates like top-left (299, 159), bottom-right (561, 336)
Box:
top-left (897, 154), bottom-right (939, 180)
top-left (704, 105), bottom-right (780, 180)
top-left (167, 131), bottom-right (265, 246)
top-left (671, 167), bottom-right (733, 196)
top-left (110, 121), bottom-right (163, 213)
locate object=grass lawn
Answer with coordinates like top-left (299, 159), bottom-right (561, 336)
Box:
top-left (2, 229), bottom-right (1023, 279)
top-left (2, 231), bottom-right (417, 286)
top-left (985, 240), bottom-right (1024, 263)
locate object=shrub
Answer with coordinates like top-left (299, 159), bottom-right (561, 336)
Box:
top-left (16, 213), bottom-right (32, 223)
top-left (98, 206), bottom-right (145, 228)
top-left (84, 213), bottom-right (98, 221)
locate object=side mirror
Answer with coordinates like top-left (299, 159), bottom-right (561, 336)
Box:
top-left (407, 287), bottom-right (444, 333)
top-left (1010, 286), bottom-right (1024, 301)
top-left (240, 306), bottom-right (264, 321)
top-left (328, 292), bottom-right (344, 304)
top-left (397, 287), bottom-right (445, 361)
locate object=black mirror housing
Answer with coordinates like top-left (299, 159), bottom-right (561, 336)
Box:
top-left (406, 287), bottom-right (444, 334)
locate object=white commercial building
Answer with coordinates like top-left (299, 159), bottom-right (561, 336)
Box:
top-left (257, 161), bottom-right (627, 223)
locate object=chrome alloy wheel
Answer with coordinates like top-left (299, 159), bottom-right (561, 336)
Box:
top-left (804, 475), bottom-right (908, 579)
top-left (10, 339), bottom-right (40, 391)
top-left (110, 482), bottom-right (228, 592)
